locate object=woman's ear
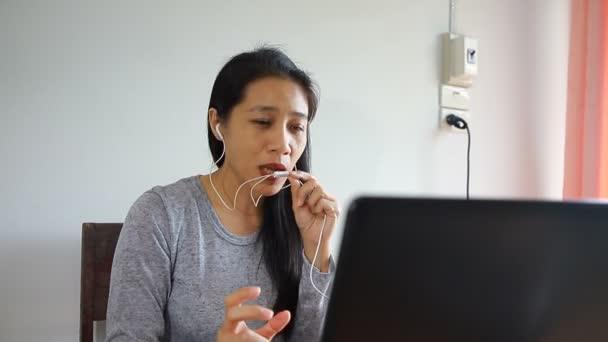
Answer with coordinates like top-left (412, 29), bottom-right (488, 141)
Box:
top-left (208, 108), bottom-right (223, 141)
top-left (215, 123), bottom-right (223, 142)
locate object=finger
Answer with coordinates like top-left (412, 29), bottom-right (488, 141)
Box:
top-left (316, 191), bottom-right (339, 217)
top-left (224, 287), bottom-right (261, 308)
top-left (313, 198), bottom-right (338, 217)
top-left (288, 170), bottom-right (315, 182)
top-left (305, 186), bottom-right (324, 210)
top-left (226, 305), bottom-right (274, 324)
top-left (323, 192), bottom-right (337, 202)
top-left (296, 180), bottom-right (319, 207)
top-left (255, 310), bottom-right (292, 340)
top-left (288, 176), bottom-right (302, 206)
top-left (333, 202), bottom-right (341, 218)
top-left (240, 329), bottom-right (268, 342)
top-left (288, 171), bottom-right (317, 206)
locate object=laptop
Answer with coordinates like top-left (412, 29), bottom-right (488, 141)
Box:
top-left (321, 197), bottom-right (608, 342)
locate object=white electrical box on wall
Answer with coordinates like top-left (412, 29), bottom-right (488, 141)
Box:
top-left (443, 33), bottom-right (478, 88)
top-left (439, 31), bottom-right (478, 132)
top-left (441, 85), bottom-right (470, 110)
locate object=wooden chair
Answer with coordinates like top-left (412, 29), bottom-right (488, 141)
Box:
top-left (80, 223), bottom-right (123, 342)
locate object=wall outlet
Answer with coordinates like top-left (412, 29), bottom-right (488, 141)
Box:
top-left (439, 108), bottom-right (470, 133)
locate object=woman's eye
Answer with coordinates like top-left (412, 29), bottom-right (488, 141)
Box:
top-left (292, 125), bottom-right (306, 132)
top-left (253, 120), bottom-right (271, 126)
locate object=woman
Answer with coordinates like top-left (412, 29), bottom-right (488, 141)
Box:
top-left (106, 47), bottom-right (339, 342)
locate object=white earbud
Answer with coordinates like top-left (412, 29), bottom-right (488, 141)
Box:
top-left (215, 123), bottom-right (223, 142)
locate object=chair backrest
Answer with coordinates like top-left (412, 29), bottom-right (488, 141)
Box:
top-left (80, 223), bottom-right (122, 342)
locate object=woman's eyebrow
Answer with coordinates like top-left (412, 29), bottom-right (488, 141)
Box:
top-left (248, 105), bottom-right (308, 118)
top-left (249, 105), bottom-right (276, 113)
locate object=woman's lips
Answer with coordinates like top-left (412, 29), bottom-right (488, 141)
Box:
top-left (259, 164), bottom-right (288, 184)
top-left (259, 163), bottom-right (287, 175)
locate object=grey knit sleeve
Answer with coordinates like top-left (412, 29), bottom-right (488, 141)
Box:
top-left (289, 251), bottom-right (335, 342)
top-left (105, 191), bottom-right (172, 342)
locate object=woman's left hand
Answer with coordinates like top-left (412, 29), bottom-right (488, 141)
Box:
top-left (287, 171), bottom-right (339, 272)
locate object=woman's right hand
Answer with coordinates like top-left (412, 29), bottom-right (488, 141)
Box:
top-left (217, 287), bottom-right (291, 342)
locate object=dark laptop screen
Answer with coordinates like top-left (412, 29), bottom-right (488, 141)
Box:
top-left (322, 198), bottom-right (608, 342)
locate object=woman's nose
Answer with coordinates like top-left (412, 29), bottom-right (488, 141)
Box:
top-left (268, 126), bottom-right (291, 155)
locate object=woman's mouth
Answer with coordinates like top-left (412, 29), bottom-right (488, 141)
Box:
top-left (259, 164), bottom-right (288, 183)
top-left (260, 167), bottom-right (278, 175)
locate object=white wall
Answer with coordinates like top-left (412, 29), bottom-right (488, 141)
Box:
top-left (0, 0), bottom-right (569, 341)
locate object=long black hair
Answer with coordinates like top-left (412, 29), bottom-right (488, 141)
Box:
top-left (207, 47), bottom-right (319, 337)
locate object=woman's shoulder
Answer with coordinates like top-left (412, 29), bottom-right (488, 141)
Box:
top-left (129, 175), bottom-right (203, 216)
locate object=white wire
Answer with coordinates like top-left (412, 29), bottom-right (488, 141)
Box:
top-left (250, 179), bottom-right (292, 207)
top-left (250, 175), bottom-right (272, 208)
top-left (208, 141), bottom-right (234, 211)
top-left (208, 139), bottom-right (287, 211)
top-left (208, 144), bottom-right (328, 298)
top-left (310, 214), bottom-right (329, 298)
top-left (210, 172), bottom-right (294, 211)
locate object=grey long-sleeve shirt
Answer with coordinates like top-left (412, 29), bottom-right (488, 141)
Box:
top-left (105, 175), bottom-right (334, 342)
